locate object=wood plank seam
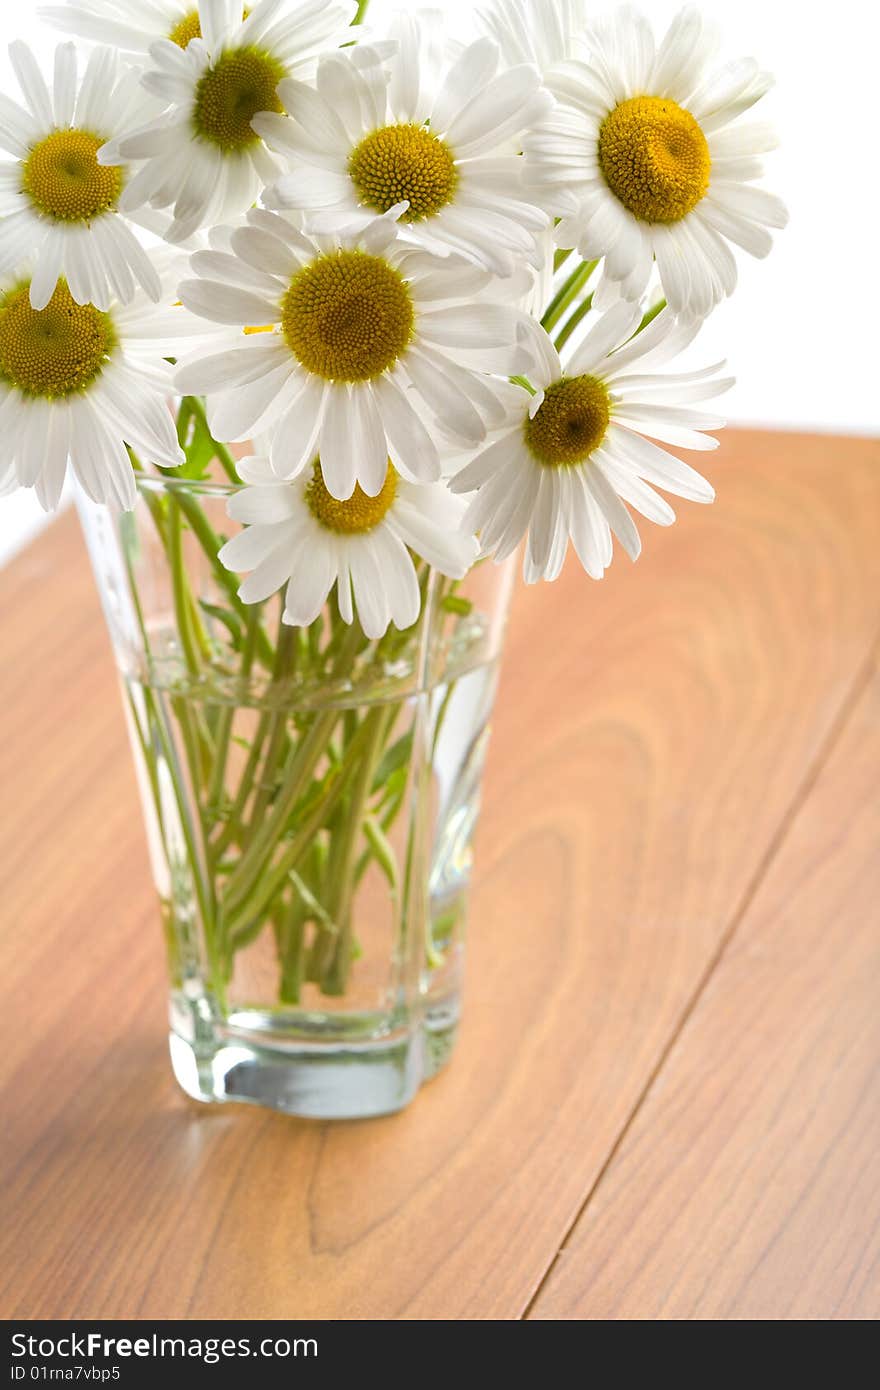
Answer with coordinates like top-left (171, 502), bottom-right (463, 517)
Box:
top-left (521, 633), bottom-right (880, 1319)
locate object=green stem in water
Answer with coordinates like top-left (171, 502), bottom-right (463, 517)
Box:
top-left (241, 622), bottom-right (298, 844)
top-left (320, 705), bottom-right (397, 995)
top-left (222, 706), bottom-right (341, 921)
top-left (225, 711), bottom-right (380, 940)
top-left (118, 511), bottom-right (218, 977)
top-left (206, 610), bottom-right (259, 835)
top-left (168, 497), bottom-right (207, 672)
top-left (278, 892), bottom-right (309, 1005)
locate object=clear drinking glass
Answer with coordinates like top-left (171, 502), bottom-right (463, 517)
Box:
top-left (78, 476), bottom-right (515, 1118)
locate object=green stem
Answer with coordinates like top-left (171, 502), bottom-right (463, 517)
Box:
top-left (241, 623), bottom-right (298, 843)
top-left (168, 498), bottom-right (205, 674)
top-left (637, 298), bottom-right (667, 334)
top-left (171, 490), bottom-right (275, 670)
top-left (322, 705), bottom-right (397, 994)
top-left (119, 523), bottom-right (216, 969)
top-left (185, 395), bottom-right (241, 484)
top-left (541, 259), bottom-right (597, 332)
top-left (222, 705), bottom-right (342, 920)
top-left (225, 712), bottom-right (380, 939)
top-left (206, 610), bottom-right (260, 836)
top-left (278, 893), bottom-right (309, 1005)
top-left (212, 708), bottom-right (270, 857)
top-left (554, 291), bottom-right (595, 351)
top-left (130, 450), bottom-right (274, 671)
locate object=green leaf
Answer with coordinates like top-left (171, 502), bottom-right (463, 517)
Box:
top-left (363, 816), bottom-right (400, 896)
top-left (372, 731), bottom-right (413, 791)
top-left (440, 594), bottom-right (473, 616)
top-left (287, 871), bottom-right (337, 933)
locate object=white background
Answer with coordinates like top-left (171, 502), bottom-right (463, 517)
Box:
top-left (1, 0), bottom-right (878, 563)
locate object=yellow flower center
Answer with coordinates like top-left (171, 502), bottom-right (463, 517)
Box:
top-left (524, 375), bottom-right (611, 466)
top-left (598, 95), bottom-right (711, 224)
top-left (281, 250), bottom-right (414, 383)
top-left (192, 47), bottom-right (285, 151)
top-left (305, 459), bottom-right (397, 534)
top-left (168, 9), bottom-right (202, 47)
top-left (348, 123), bottom-right (459, 223)
top-left (0, 280), bottom-right (115, 398)
top-left (22, 130), bottom-right (123, 223)
top-left (168, 6), bottom-right (251, 48)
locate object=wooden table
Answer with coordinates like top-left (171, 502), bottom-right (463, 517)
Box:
top-left (1, 430), bottom-right (878, 1321)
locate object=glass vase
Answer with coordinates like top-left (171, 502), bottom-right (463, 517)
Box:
top-left (78, 475), bottom-right (515, 1119)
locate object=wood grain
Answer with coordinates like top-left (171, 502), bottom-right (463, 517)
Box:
top-left (529, 655), bottom-right (880, 1321)
top-left (1, 429), bottom-right (878, 1320)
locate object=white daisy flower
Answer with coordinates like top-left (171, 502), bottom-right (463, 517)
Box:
top-left (96, 0), bottom-right (358, 243)
top-left (43, 0), bottom-right (241, 57)
top-left (450, 301), bottom-right (732, 583)
top-left (0, 41), bottom-right (165, 311)
top-left (175, 206), bottom-right (535, 501)
top-left (0, 259), bottom-right (189, 512)
top-left (520, 4), bottom-right (788, 319)
top-left (257, 10), bottom-right (553, 277)
top-left (219, 454), bottom-right (478, 639)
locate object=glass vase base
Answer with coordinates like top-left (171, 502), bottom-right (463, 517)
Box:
top-left (169, 1009), bottom-right (460, 1119)
top-left (422, 993), bottom-right (461, 1080)
top-left (169, 1029), bottom-right (432, 1120)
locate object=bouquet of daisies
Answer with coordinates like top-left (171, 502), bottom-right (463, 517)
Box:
top-left (2, 0), bottom-right (786, 595)
top-left (0, 0), bottom-right (785, 1046)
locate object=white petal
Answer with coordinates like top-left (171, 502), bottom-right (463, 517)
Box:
top-left (52, 43), bottom-right (77, 127)
top-left (239, 537), bottom-right (298, 604)
top-left (370, 528), bottom-right (421, 630)
top-left (227, 485), bottom-right (300, 525)
top-left (443, 64), bottom-right (548, 158)
top-left (403, 348), bottom-right (486, 447)
top-left (372, 373), bottom-right (441, 484)
top-left (283, 534), bottom-right (338, 628)
top-left (175, 340), bottom-right (287, 394)
top-left (220, 522), bottom-right (285, 572)
top-left (608, 425), bottom-right (715, 502)
top-left (29, 229), bottom-right (66, 311)
top-left (0, 93), bottom-right (38, 156)
top-left (269, 373), bottom-right (327, 479)
top-left (317, 385), bottom-right (358, 500)
top-left (451, 427), bottom-right (525, 495)
top-left (431, 37), bottom-right (499, 133)
top-left (9, 41), bottom-right (54, 127)
top-left (349, 384), bottom-right (389, 497)
top-left (179, 279), bottom-right (280, 326)
top-left (390, 492), bottom-right (476, 577)
top-left (583, 462), bottom-right (641, 562)
top-left (347, 538), bottom-right (391, 640)
top-left (208, 361), bottom-right (297, 440)
top-left (596, 450), bottom-right (676, 526)
top-left (567, 301), bottom-right (643, 376)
